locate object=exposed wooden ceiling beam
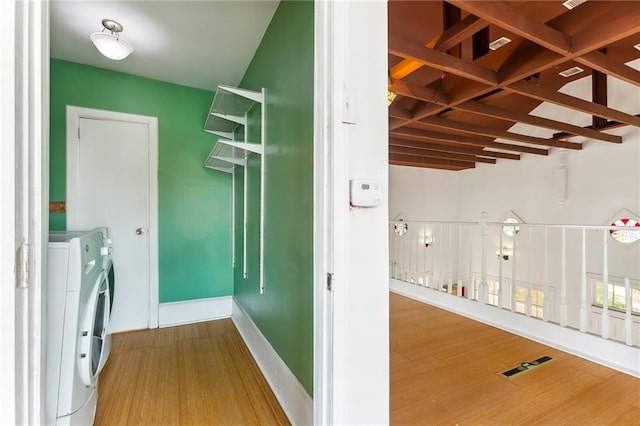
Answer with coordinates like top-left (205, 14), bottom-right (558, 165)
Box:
top-left (478, 150), bottom-right (520, 161)
top-left (453, 100), bottom-right (622, 143)
top-left (389, 145), bottom-right (497, 164)
top-left (390, 153), bottom-right (475, 170)
top-left (390, 15), bottom-right (489, 80)
top-left (433, 14), bottom-right (487, 52)
top-left (392, 127), bottom-right (491, 146)
top-left (389, 137), bottom-right (485, 154)
top-left (389, 33), bottom-right (498, 85)
top-left (576, 51), bottom-right (640, 89)
top-left (486, 141), bottom-right (548, 156)
top-left (570, 5), bottom-right (640, 55)
top-left (389, 79), bottom-right (449, 105)
top-left (497, 45), bottom-right (563, 84)
top-left (391, 127), bottom-right (549, 155)
top-left (552, 115), bottom-right (640, 140)
top-left (418, 116), bottom-right (583, 149)
top-left (591, 67), bottom-right (608, 129)
top-left (389, 137), bottom-right (516, 160)
top-left (447, 0), bottom-right (570, 53)
top-left (392, 5), bottom-right (640, 130)
top-left (505, 80), bottom-right (640, 128)
top-left (389, 135), bottom-right (521, 160)
top-left (388, 104), bottom-right (412, 120)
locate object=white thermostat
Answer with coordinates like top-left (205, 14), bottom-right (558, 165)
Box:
top-left (350, 179), bottom-right (383, 207)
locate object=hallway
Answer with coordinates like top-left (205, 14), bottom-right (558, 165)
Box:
top-left (95, 319), bottom-right (289, 425)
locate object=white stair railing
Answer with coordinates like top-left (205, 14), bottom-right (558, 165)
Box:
top-left (389, 216), bottom-right (640, 348)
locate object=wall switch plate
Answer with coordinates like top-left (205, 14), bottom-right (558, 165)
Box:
top-left (342, 90), bottom-right (357, 124)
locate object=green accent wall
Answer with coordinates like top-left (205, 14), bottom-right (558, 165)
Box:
top-left (49, 59), bottom-right (233, 302)
top-left (233, 1), bottom-right (314, 394)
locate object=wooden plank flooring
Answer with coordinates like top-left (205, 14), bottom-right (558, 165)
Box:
top-left (97, 296), bottom-right (639, 425)
top-left (95, 319), bottom-right (289, 426)
top-left (390, 292), bottom-right (640, 425)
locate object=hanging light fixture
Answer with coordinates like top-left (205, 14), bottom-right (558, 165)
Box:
top-left (387, 73), bottom-right (397, 106)
top-left (90, 19), bottom-right (134, 61)
top-left (387, 89), bottom-right (397, 106)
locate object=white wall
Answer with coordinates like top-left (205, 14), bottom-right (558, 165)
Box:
top-left (456, 128), bottom-right (640, 225)
top-left (389, 165), bottom-right (460, 221)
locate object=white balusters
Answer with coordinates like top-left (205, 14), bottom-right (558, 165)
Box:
top-left (479, 212), bottom-right (488, 304)
top-left (526, 229), bottom-right (532, 317)
top-left (511, 233), bottom-right (517, 312)
top-left (601, 229), bottom-right (609, 339)
top-left (467, 224), bottom-right (472, 299)
top-left (386, 219), bottom-right (638, 349)
top-left (543, 228), bottom-right (549, 322)
top-left (624, 277), bottom-right (632, 346)
top-left (560, 228), bottom-right (567, 327)
top-left (498, 227), bottom-right (504, 309)
top-left (448, 223), bottom-right (453, 290)
top-left (579, 229), bottom-right (587, 332)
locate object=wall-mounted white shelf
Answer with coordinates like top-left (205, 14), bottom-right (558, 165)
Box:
top-left (203, 140), bottom-right (263, 173)
top-left (202, 84), bottom-right (266, 295)
top-left (203, 85), bottom-right (264, 171)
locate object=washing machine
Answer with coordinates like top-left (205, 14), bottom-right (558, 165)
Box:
top-left (46, 229), bottom-right (112, 425)
top-left (98, 227), bottom-right (114, 372)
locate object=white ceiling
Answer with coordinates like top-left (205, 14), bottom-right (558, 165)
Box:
top-left (50, 0), bottom-right (280, 91)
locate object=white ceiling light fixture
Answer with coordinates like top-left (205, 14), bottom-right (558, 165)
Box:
top-left (90, 19), bottom-right (134, 61)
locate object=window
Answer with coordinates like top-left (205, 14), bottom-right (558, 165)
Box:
top-left (592, 278), bottom-right (640, 314)
top-left (515, 287), bottom-right (544, 319)
top-left (472, 276), bottom-right (499, 306)
top-left (501, 210), bottom-right (524, 237)
top-left (610, 217), bottom-right (640, 244)
top-left (502, 218), bottom-right (520, 237)
top-left (472, 275), bottom-right (546, 318)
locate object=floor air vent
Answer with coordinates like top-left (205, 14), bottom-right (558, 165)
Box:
top-left (502, 356), bottom-right (552, 377)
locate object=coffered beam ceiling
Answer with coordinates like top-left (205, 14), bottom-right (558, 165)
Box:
top-left (388, 0), bottom-right (640, 170)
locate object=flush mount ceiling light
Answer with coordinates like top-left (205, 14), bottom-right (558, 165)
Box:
top-left (90, 19), bottom-right (133, 60)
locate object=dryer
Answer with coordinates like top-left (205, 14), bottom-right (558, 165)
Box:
top-left (47, 229), bottom-right (112, 425)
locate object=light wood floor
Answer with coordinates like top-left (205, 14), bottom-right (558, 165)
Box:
top-left (390, 292), bottom-right (640, 425)
top-left (95, 319), bottom-right (289, 426)
top-left (96, 297), bottom-right (639, 425)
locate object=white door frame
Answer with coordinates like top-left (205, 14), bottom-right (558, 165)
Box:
top-left (2, 0), bottom-right (49, 424)
top-left (66, 106), bottom-right (159, 329)
top-left (313, 1), bottom-right (389, 424)
top-left (312, 1), bottom-right (333, 423)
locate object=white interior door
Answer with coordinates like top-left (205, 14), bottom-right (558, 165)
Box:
top-left (67, 107), bottom-right (158, 332)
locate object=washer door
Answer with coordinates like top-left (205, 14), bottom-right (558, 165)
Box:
top-left (77, 271), bottom-right (110, 386)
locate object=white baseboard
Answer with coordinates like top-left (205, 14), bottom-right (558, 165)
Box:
top-left (231, 299), bottom-right (313, 425)
top-left (158, 296), bottom-right (232, 328)
top-left (390, 278), bottom-right (640, 378)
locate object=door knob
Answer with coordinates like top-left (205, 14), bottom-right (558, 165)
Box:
top-left (136, 228), bottom-right (145, 235)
